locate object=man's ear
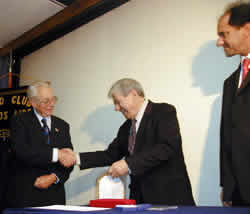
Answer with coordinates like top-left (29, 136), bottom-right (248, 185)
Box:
top-left (130, 89), bottom-right (138, 96)
top-left (243, 23), bottom-right (250, 37)
top-left (30, 98), bottom-right (37, 108)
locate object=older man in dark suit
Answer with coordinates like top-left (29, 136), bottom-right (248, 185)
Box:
top-left (217, 2), bottom-right (250, 207)
top-left (6, 81), bottom-right (75, 208)
top-left (64, 78), bottom-right (195, 205)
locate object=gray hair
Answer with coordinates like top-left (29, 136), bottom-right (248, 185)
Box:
top-left (108, 78), bottom-right (145, 98)
top-left (27, 81), bottom-right (51, 99)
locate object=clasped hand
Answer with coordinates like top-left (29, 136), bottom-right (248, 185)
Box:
top-left (58, 148), bottom-right (76, 167)
top-left (58, 149), bottom-right (130, 178)
top-left (108, 159), bottom-right (129, 178)
top-left (34, 174), bottom-right (57, 189)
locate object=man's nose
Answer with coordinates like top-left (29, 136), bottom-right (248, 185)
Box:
top-left (216, 37), bottom-right (224, 47)
top-left (115, 104), bottom-right (120, 111)
top-left (49, 101), bottom-right (55, 107)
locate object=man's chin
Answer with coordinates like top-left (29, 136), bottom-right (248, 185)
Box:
top-left (224, 51), bottom-right (235, 57)
top-left (123, 115), bottom-right (129, 119)
top-left (224, 48), bottom-right (236, 57)
top-left (122, 113), bottom-right (131, 120)
top-left (45, 111), bottom-right (53, 117)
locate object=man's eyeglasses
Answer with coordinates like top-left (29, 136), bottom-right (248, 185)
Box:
top-left (38, 96), bottom-right (58, 105)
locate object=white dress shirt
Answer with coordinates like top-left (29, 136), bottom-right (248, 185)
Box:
top-left (33, 108), bottom-right (58, 162)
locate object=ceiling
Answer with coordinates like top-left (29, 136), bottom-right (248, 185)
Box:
top-left (0, 0), bottom-right (75, 48)
top-left (0, 0), bottom-right (129, 57)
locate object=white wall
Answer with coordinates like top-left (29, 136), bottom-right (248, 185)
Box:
top-left (20, 0), bottom-right (240, 206)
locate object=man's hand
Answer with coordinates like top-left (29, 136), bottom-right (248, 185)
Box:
top-left (34, 174), bottom-right (57, 189)
top-left (221, 189), bottom-right (232, 206)
top-left (108, 159), bottom-right (129, 178)
top-left (59, 148), bottom-right (76, 168)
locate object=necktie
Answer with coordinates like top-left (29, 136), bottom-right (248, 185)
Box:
top-left (128, 119), bottom-right (137, 155)
top-left (242, 58), bottom-right (250, 86)
top-left (41, 118), bottom-right (50, 144)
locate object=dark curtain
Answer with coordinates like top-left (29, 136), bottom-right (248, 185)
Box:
top-left (0, 55), bottom-right (21, 89)
top-left (0, 55), bottom-right (9, 212)
top-left (0, 55), bottom-right (20, 212)
top-left (12, 56), bottom-right (21, 88)
top-left (0, 55), bottom-right (9, 88)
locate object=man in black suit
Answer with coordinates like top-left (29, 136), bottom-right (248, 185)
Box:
top-left (6, 81), bottom-right (75, 208)
top-left (64, 78), bottom-right (194, 205)
top-left (217, 2), bottom-right (250, 207)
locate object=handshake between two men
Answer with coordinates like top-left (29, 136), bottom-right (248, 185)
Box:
top-left (58, 148), bottom-right (129, 178)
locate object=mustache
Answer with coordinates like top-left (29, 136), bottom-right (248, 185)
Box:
top-left (120, 107), bottom-right (128, 114)
top-left (121, 108), bottom-right (127, 113)
top-left (223, 42), bottom-right (230, 48)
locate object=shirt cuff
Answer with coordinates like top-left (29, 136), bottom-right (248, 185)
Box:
top-left (52, 148), bottom-right (58, 162)
top-left (76, 153), bottom-right (81, 165)
top-left (128, 167), bottom-right (132, 174)
top-left (52, 173), bottom-right (60, 184)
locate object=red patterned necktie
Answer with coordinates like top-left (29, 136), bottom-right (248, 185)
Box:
top-left (242, 58), bottom-right (250, 85)
top-left (128, 119), bottom-right (137, 155)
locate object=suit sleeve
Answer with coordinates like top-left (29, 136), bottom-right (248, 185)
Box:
top-left (10, 115), bottom-right (53, 167)
top-left (220, 84), bottom-right (227, 187)
top-left (126, 105), bottom-right (183, 176)
top-left (79, 123), bottom-right (129, 170)
top-left (220, 80), bottom-right (235, 201)
top-left (49, 123), bottom-right (73, 184)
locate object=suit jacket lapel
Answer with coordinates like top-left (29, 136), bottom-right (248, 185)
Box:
top-left (50, 116), bottom-right (56, 146)
top-left (236, 63), bottom-right (250, 94)
top-left (134, 101), bottom-right (153, 153)
top-left (233, 65), bottom-right (243, 95)
top-left (238, 73), bottom-right (250, 93)
top-left (29, 110), bottom-right (49, 144)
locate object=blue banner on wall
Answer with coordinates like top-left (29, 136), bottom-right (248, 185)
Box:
top-left (0, 86), bottom-right (32, 143)
top-left (0, 86), bottom-right (32, 209)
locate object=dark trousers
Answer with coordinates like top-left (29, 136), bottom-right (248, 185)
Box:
top-left (129, 178), bottom-right (144, 204)
top-left (232, 186), bottom-right (250, 206)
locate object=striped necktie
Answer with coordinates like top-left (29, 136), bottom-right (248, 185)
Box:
top-left (41, 118), bottom-right (50, 144)
top-left (128, 119), bottom-right (137, 155)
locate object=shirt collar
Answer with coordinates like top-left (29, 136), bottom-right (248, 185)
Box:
top-left (241, 53), bottom-right (250, 64)
top-left (135, 99), bottom-right (148, 126)
top-left (33, 108), bottom-right (51, 129)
